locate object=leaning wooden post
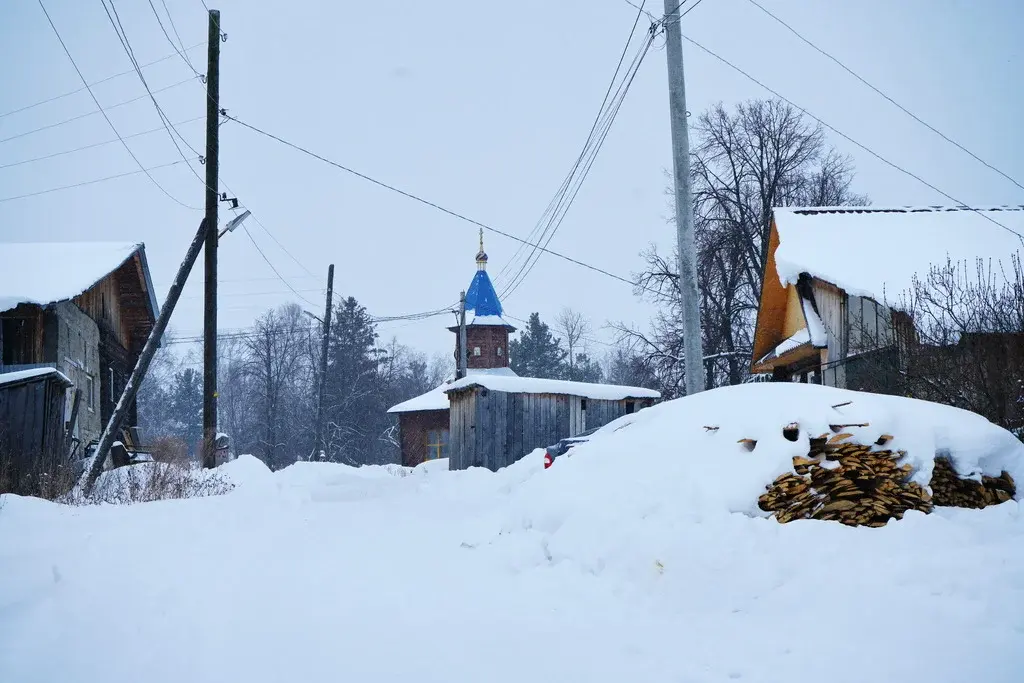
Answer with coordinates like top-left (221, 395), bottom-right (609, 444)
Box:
top-left (83, 219), bottom-right (211, 494)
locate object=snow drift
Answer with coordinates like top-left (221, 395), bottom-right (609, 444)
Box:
top-left (2, 384), bottom-right (1023, 683)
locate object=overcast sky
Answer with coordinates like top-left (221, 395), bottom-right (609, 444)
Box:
top-left (2, 0), bottom-right (1022, 363)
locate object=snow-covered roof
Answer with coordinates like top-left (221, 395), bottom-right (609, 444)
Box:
top-left (0, 242), bottom-right (159, 318)
top-left (773, 206), bottom-right (1024, 304)
top-left (387, 367), bottom-right (518, 413)
top-left (0, 367), bottom-right (72, 388)
top-left (468, 314), bottom-right (515, 327)
top-left (444, 375), bottom-right (660, 400)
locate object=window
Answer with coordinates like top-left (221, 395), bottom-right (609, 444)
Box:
top-left (580, 398), bottom-right (587, 412)
top-left (86, 375), bottom-right (96, 412)
top-left (425, 429), bottom-right (450, 461)
top-left (625, 401), bottom-right (635, 415)
top-left (496, 346), bottom-right (503, 356)
top-left (473, 347), bottom-right (481, 356)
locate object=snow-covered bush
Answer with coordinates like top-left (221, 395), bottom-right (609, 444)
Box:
top-left (66, 461), bottom-right (233, 505)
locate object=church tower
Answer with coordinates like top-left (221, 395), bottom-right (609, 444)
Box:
top-left (449, 230), bottom-right (516, 370)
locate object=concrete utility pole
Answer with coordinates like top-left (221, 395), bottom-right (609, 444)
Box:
top-left (457, 291), bottom-right (468, 379)
top-left (312, 264), bottom-right (334, 459)
top-left (662, 0), bottom-right (704, 396)
top-left (202, 9), bottom-right (221, 468)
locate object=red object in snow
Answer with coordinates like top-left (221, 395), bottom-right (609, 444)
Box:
top-left (543, 452), bottom-right (553, 469)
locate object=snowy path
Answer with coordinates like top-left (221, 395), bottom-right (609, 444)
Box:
top-left (3, 453), bottom-right (1023, 683)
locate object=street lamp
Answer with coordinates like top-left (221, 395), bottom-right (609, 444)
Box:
top-left (218, 209), bottom-right (251, 238)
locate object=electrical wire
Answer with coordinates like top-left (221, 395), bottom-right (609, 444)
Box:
top-left (0, 76), bottom-right (199, 146)
top-left (0, 158), bottom-right (197, 203)
top-left (101, 0), bottom-right (210, 190)
top-left (742, 0), bottom-right (1024, 194)
top-left (222, 113), bottom-right (662, 297)
top-left (241, 226), bottom-right (321, 308)
top-left (149, 0), bottom-right (202, 77)
top-left (0, 115), bottom-right (204, 170)
top-left (501, 23), bottom-right (657, 301)
top-left (680, 32), bottom-right (1024, 246)
top-left (0, 42), bottom-right (204, 119)
top-left (218, 179), bottom-right (321, 281)
top-left (495, 0), bottom-right (651, 296)
top-left (35, 0), bottom-right (201, 209)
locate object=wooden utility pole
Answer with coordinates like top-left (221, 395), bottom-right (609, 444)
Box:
top-left (662, 0), bottom-right (704, 396)
top-left (458, 291), bottom-right (468, 379)
top-left (85, 219), bottom-right (213, 493)
top-left (202, 8), bottom-right (221, 469)
top-left (313, 264), bottom-right (334, 459)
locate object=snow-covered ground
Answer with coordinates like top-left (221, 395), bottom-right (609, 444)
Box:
top-left (2, 384), bottom-right (1024, 683)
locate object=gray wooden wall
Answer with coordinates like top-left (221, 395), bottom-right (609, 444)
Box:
top-left (449, 388), bottom-right (653, 471)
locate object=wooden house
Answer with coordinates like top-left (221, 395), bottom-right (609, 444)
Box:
top-left (388, 233), bottom-right (660, 469)
top-left (445, 375), bottom-right (658, 471)
top-left (751, 206), bottom-right (1024, 388)
top-left (0, 242), bottom-right (159, 451)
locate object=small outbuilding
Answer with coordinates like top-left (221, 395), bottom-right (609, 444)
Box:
top-left (0, 367), bottom-right (73, 493)
top-left (445, 375), bottom-right (659, 471)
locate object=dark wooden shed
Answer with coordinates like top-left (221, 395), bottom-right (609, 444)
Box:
top-left (445, 376), bottom-right (659, 471)
top-left (0, 367), bottom-right (73, 493)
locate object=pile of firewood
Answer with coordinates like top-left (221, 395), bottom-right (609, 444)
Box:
top-left (757, 430), bottom-right (1017, 527)
top-left (758, 433), bottom-right (931, 527)
top-left (930, 456), bottom-right (1015, 508)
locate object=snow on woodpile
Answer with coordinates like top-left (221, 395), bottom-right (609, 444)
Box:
top-left (444, 374), bottom-right (660, 400)
top-left (773, 206), bottom-right (1024, 303)
top-left (516, 383), bottom-right (1024, 526)
top-left (0, 242), bottom-right (146, 313)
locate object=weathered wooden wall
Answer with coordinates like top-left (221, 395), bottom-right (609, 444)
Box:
top-left (0, 372), bottom-right (70, 494)
top-left (449, 389), bottom-right (655, 471)
top-left (0, 305), bottom-right (44, 366)
top-left (398, 409), bottom-right (448, 467)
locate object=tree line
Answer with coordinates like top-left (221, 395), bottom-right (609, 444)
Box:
top-left (138, 302), bottom-right (656, 468)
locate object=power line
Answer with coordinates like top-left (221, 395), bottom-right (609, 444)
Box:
top-left (497, 1), bottom-right (652, 297)
top-left (241, 226), bottom-right (321, 308)
top-left (219, 179), bottom-right (321, 280)
top-left (680, 32), bottom-right (1024, 246)
top-left (742, 0), bottom-right (1024, 194)
top-left (149, 0), bottom-right (202, 77)
top-left (0, 76), bottom-right (199, 146)
top-left (36, 0), bottom-right (199, 209)
top-left (223, 113), bottom-right (661, 296)
top-left (0, 42), bottom-right (204, 119)
top-left (0, 116), bottom-right (204, 170)
top-left (101, 0), bottom-right (210, 190)
top-left (0, 157), bottom-right (197, 203)
top-left (501, 22), bottom-right (658, 301)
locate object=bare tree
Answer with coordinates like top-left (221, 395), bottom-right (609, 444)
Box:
top-left (245, 304), bottom-right (313, 468)
top-left (850, 255), bottom-right (1024, 436)
top-left (618, 99), bottom-right (867, 396)
top-left (555, 308), bottom-right (591, 375)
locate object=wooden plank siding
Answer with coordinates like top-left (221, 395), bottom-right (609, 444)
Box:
top-left (0, 372), bottom-right (71, 494)
top-left (448, 388), bottom-right (656, 471)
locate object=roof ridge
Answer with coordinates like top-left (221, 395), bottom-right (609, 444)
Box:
top-left (776, 205), bottom-right (1024, 216)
